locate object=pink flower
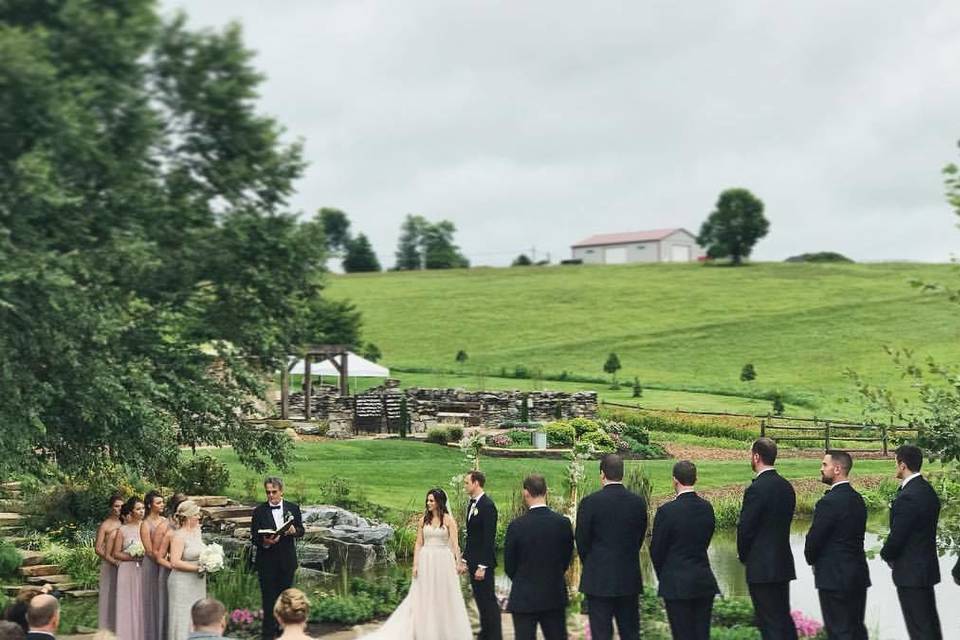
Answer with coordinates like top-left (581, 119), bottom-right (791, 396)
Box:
top-left (791, 610), bottom-right (823, 638)
top-left (230, 609), bottom-right (255, 626)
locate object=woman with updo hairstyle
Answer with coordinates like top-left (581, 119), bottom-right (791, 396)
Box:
top-left (274, 588), bottom-right (313, 639)
top-left (166, 501), bottom-right (206, 640)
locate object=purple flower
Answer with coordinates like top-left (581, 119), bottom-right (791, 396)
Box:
top-left (791, 610), bottom-right (823, 638)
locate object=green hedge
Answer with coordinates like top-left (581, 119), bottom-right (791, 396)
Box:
top-left (600, 408), bottom-right (756, 442)
top-left (544, 422), bottom-right (575, 447)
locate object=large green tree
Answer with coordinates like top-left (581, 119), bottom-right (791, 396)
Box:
top-left (319, 208), bottom-right (352, 254)
top-left (342, 233), bottom-right (381, 273)
top-left (0, 1), bottom-right (360, 478)
top-left (697, 188), bottom-right (770, 265)
top-left (394, 214), bottom-right (427, 270)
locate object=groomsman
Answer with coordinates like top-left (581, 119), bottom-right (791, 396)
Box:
top-left (250, 477), bottom-right (304, 640)
top-left (804, 450), bottom-right (870, 640)
top-left (737, 438), bottom-right (798, 640)
top-left (576, 453), bottom-right (648, 640)
top-left (880, 445), bottom-right (943, 640)
top-left (650, 461), bottom-right (720, 640)
top-left (463, 470), bottom-right (502, 640)
top-left (504, 474), bottom-right (574, 640)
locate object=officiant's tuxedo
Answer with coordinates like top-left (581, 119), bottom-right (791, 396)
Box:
top-left (464, 492), bottom-right (502, 640)
top-left (251, 500), bottom-right (304, 640)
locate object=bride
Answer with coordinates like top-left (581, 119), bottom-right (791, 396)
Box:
top-left (362, 488), bottom-right (472, 640)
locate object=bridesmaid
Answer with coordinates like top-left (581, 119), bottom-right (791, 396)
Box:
top-left (112, 496), bottom-right (146, 640)
top-left (140, 490), bottom-right (165, 639)
top-left (95, 494), bottom-right (123, 631)
top-left (154, 492), bottom-right (186, 640)
top-left (167, 501), bottom-right (207, 640)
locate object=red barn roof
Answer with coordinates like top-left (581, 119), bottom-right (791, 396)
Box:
top-left (571, 228), bottom-right (693, 248)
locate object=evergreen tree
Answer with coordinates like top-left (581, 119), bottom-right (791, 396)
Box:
top-left (319, 208), bottom-right (352, 253)
top-left (394, 214), bottom-right (427, 270)
top-left (362, 342), bottom-right (382, 362)
top-left (422, 220), bottom-right (469, 269)
top-left (740, 363), bottom-right (757, 382)
top-left (342, 233), bottom-right (381, 273)
top-left (632, 376), bottom-right (643, 398)
top-left (603, 353), bottom-right (622, 385)
top-left (512, 254), bottom-right (532, 266)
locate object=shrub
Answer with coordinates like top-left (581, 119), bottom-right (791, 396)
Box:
top-left (499, 421), bottom-right (542, 430)
top-left (487, 434), bottom-right (513, 448)
top-left (712, 598), bottom-right (755, 627)
top-left (544, 422), bottom-right (575, 448)
top-left (514, 366), bottom-right (530, 379)
top-left (740, 363), bottom-right (756, 382)
top-left (581, 430), bottom-right (615, 453)
top-left (425, 428), bottom-right (449, 445)
top-left (601, 408), bottom-right (755, 442)
top-left (0, 541), bottom-right (22, 577)
top-left (568, 417), bottom-right (600, 437)
top-left (506, 429), bottom-right (532, 446)
top-left (175, 455), bottom-right (230, 495)
top-left (608, 433), bottom-right (631, 452)
top-left (710, 627), bottom-right (762, 640)
top-left (350, 572), bottom-right (410, 616)
top-left (311, 594), bottom-right (376, 624)
top-left (447, 426), bottom-right (464, 442)
top-left (28, 475), bottom-right (139, 532)
top-left (623, 423), bottom-right (651, 445)
top-left (48, 535), bottom-right (99, 588)
top-left (599, 419), bottom-right (625, 435)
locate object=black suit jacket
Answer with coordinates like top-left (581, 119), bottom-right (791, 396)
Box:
top-left (250, 501), bottom-right (304, 572)
top-left (504, 506), bottom-right (574, 613)
top-left (880, 475), bottom-right (941, 587)
top-left (464, 493), bottom-right (498, 570)
top-left (576, 483), bottom-right (648, 597)
top-left (650, 492), bottom-right (720, 600)
top-left (803, 483), bottom-right (871, 591)
top-left (737, 469), bottom-right (797, 584)
top-left (26, 633), bottom-right (56, 640)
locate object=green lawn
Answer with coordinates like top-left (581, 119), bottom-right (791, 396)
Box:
top-left (325, 262), bottom-right (960, 417)
top-left (206, 440), bottom-right (898, 513)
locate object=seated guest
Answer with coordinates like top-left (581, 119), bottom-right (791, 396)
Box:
top-left (25, 594), bottom-right (59, 640)
top-left (274, 589), bottom-right (314, 640)
top-left (0, 621), bottom-right (26, 640)
top-left (188, 598), bottom-right (232, 639)
top-left (4, 587), bottom-right (46, 633)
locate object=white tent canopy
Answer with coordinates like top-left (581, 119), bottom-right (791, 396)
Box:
top-left (289, 351), bottom-right (389, 378)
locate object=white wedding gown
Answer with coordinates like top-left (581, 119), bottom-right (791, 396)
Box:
top-left (360, 524), bottom-right (472, 640)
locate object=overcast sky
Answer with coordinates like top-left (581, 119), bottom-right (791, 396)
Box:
top-left (165, 1), bottom-right (960, 266)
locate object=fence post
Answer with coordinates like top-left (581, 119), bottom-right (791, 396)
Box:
top-left (882, 420), bottom-right (889, 457)
top-left (824, 421), bottom-right (831, 451)
top-left (760, 417), bottom-right (766, 439)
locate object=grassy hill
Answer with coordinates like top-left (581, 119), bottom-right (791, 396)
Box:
top-left (326, 262), bottom-right (960, 417)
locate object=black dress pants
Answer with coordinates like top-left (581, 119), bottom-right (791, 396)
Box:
top-left (817, 589), bottom-right (868, 640)
top-left (748, 582), bottom-right (798, 640)
top-left (665, 596), bottom-right (714, 640)
top-left (896, 586), bottom-right (942, 640)
top-left (471, 567), bottom-right (503, 640)
top-left (586, 594), bottom-right (640, 640)
top-left (258, 564), bottom-right (295, 640)
top-left (511, 608), bottom-right (567, 640)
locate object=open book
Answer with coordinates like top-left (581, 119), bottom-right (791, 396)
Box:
top-left (258, 515), bottom-right (295, 536)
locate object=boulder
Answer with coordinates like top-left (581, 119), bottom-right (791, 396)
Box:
top-left (320, 538), bottom-right (378, 574)
top-left (299, 543), bottom-right (330, 570)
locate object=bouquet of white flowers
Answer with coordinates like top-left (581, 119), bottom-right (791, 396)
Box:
top-left (126, 541), bottom-right (145, 558)
top-left (198, 543), bottom-right (225, 575)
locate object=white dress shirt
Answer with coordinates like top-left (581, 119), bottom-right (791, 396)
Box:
top-left (270, 500), bottom-right (285, 529)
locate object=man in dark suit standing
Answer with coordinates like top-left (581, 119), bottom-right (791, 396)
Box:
top-left (804, 450), bottom-right (870, 640)
top-left (650, 460), bottom-right (720, 640)
top-left (880, 445), bottom-right (943, 640)
top-left (250, 476), bottom-right (304, 640)
top-left (462, 470), bottom-right (502, 640)
top-left (737, 437), bottom-right (798, 640)
top-left (504, 474), bottom-right (574, 640)
top-left (576, 453), bottom-right (648, 640)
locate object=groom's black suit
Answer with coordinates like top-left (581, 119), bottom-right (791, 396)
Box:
top-left (464, 493), bottom-right (502, 640)
top-left (504, 505), bottom-right (574, 640)
top-left (251, 501), bottom-right (304, 640)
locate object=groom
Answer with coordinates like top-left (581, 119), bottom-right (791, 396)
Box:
top-left (462, 470), bottom-right (502, 640)
top-left (251, 476), bottom-right (304, 640)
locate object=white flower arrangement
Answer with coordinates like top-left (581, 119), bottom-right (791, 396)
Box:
top-left (125, 541), bottom-right (145, 558)
top-left (198, 543), bottom-right (225, 574)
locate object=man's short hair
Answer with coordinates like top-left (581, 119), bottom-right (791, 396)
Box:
top-left (191, 598), bottom-right (226, 628)
top-left (600, 453), bottom-right (624, 482)
top-left (895, 445), bottom-right (923, 473)
top-left (672, 460), bottom-right (697, 486)
top-left (467, 470), bottom-right (486, 487)
top-left (25, 595), bottom-right (58, 629)
top-left (826, 450), bottom-right (853, 475)
top-left (0, 621), bottom-right (25, 640)
top-left (522, 474), bottom-right (547, 498)
top-left (752, 438), bottom-right (778, 466)
top-left (264, 476), bottom-right (284, 490)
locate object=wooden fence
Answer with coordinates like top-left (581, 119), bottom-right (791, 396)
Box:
top-left (601, 400), bottom-right (918, 455)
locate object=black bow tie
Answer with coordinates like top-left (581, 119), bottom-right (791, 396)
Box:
top-left (270, 505), bottom-right (282, 510)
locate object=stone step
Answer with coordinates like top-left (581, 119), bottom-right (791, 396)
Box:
top-left (0, 490), bottom-right (22, 500)
top-left (201, 505), bottom-right (254, 521)
top-left (0, 499), bottom-right (27, 513)
top-left (18, 550), bottom-right (47, 567)
top-left (0, 513), bottom-right (24, 524)
top-left (187, 496), bottom-right (229, 507)
top-left (4, 537), bottom-right (30, 548)
top-left (64, 590), bottom-right (98, 599)
top-left (222, 516), bottom-right (252, 527)
top-left (20, 564), bottom-right (62, 578)
top-left (26, 574), bottom-right (72, 586)
top-left (0, 482), bottom-right (22, 491)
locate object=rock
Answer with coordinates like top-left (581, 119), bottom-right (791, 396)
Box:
top-left (302, 506), bottom-right (369, 529)
top-left (321, 538), bottom-right (378, 574)
top-left (296, 424), bottom-right (323, 436)
top-left (320, 524), bottom-right (394, 547)
top-left (64, 590), bottom-right (98, 599)
top-left (188, 496), bottom-right (230, 507)
top-left (299, 543), bottom-right (330, 570)
top-left (20, 564), bottom-right (61, 578)
top-left (18, 550), bottom-right (46, 567)
top-left (295, 567), bottom-right (328, 583)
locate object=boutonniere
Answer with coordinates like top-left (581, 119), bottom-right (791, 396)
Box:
top-left (284, 510), bottom-right (292, 522)
top-left (470, 507), bottom-right (479, 518)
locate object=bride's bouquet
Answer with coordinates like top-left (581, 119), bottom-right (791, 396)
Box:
top-left (125, 541), bottom-right (145, 559)
top-left (198, 543), bottom-right (225, 575)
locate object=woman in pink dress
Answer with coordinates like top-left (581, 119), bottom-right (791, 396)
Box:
top-left (140, 490), bottom-right (165, 639)
top-left (95, 494), bottom-right (123, 631)
top-left (113, 496), bottom-right (146, 640)
top-left (154, 493), bottom-right (186, 640)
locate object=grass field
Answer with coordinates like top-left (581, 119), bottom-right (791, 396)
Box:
top-left (207, 440), bottom-right (899, 513)
top-left (326, 262), bottom-right (959, 417)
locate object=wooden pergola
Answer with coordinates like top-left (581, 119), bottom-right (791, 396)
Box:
top-left (280, 344), bottom-right (351, 420)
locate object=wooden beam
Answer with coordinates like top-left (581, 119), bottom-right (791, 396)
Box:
top-left (339, 352), bottom-right (349, 396)
top-left (280, 367), bottom-right (290, 420)
top-left (304, 355), bottom-right (313, 420)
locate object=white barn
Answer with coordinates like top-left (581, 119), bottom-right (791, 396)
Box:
top-left (570, 228), bottom-right (705, 264)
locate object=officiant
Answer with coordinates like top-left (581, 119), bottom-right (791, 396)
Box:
top-left (251, 476), bottom-right (304, 640)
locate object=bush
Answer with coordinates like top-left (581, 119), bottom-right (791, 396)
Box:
top-left (506, 429), bottom-right (532, 446)
top-left (623, 423), bottom-right (651, 445)
top-left (568, 417), bottom-right (600, 437)
top-left (48, 535), bottom-right (99, 588)
top-left (0, 541), bottom-right (22, 577)
top-left (350, 572), bottom-right (410, 616)
top-left (487, 434), bottom-right (513, 448)
top-left (598, 419), bottom-right (625, 435)
top-left (499, 421), bottom-right (543, 430)
top-left (602, 408), bottom-right (755, 442)
top-left (28, 475), bottom-right (139, 532)
top-left (446, 426), bottom-right (464, 442)
top-left (544, 422), bottom-right (575, 447)
top-left (608, 433), bottom-right (631, 453)
top-left (175, 455), bottom-right (230, 495)
top-left (425, 428), bottom-right (449, 445)
top-left (712, 598), bottom-right (755, 627)
top-left (710, 627), bottom-right (762, 640)
top-left (580, 430), bottom-right (615, 453)
top-left (311, 594), bottom-right (377, 624)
